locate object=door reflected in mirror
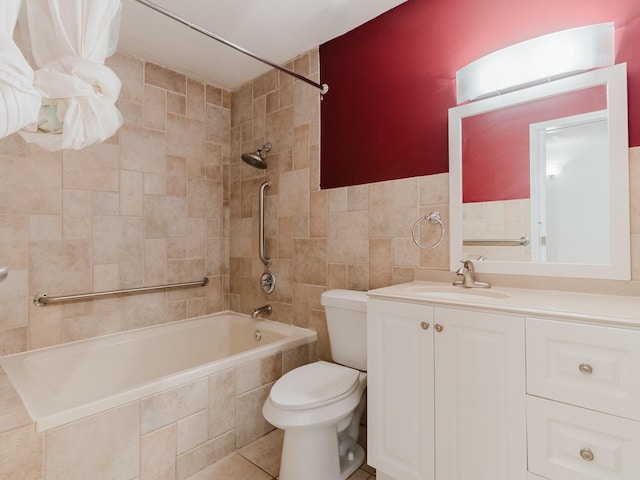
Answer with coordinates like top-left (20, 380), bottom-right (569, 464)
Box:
top-left (449, 64), bottom-right (630, 279)
top-left (530, 111), bottom-right (609, 264)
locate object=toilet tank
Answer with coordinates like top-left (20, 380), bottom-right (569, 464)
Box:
top-left (321, 289), bottom-right (367, 371)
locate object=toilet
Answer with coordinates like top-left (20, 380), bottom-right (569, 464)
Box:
top-left (262, 289), bottom-right (368, 480)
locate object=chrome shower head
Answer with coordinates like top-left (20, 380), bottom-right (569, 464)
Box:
top-left (241, 142), bottom-right (271, 169)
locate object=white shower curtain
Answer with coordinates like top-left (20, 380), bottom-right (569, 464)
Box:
top-left (19, 0), bottom-right (124, 150)
top-left (0, 0), bottom-right (41, 139)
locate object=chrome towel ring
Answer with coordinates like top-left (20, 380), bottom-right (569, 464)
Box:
top-left (411, 211), bottom-right (445, 250)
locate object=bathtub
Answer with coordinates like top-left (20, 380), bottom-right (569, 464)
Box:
top-left (1, 311), bottom-right (317, 432)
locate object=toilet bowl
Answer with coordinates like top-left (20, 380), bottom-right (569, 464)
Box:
top-left (262, 289), bottom-right (368, 480)
top-left (263, 361), bottom-right (367, 480)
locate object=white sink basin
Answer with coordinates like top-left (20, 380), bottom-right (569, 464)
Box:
top-left (404, 285), bottom-right (510, 300)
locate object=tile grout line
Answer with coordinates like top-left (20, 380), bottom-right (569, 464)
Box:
top-left (236, 449), bottom-right (277, 479)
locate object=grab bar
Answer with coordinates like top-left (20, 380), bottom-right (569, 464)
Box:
top-left (463, 236), bottom-right (530, 247)
top-left (0, 265), bottom-right (7, 282)
top-left (259, 180), bottom-right (271, 267)
top-left (34, 277), bottom-right (209, 306)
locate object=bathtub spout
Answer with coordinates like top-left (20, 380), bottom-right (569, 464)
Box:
top-left (251, 304), bottom-right (272, 319)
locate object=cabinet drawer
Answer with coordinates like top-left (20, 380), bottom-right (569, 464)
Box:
top-left (526, 318), bottom-right (640, 420)
top-left (527, 396), bottom-right (640, 480)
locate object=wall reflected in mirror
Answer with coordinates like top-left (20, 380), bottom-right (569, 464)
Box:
top-left (461, 85), bottom-right (607, 263)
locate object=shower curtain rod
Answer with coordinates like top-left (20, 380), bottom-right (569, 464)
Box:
top-left (131, 0), bottom-right (329, 95)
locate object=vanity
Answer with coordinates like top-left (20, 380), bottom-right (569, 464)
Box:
top-left (366, 282), bottom-right (640, 480)
top-left (371, 25), bottom-right (639, 480)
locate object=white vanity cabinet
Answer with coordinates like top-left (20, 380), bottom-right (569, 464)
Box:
top-left (367, 282), bottom-right (640, 480)
top-left (367, 298), bottom-right (527, 480)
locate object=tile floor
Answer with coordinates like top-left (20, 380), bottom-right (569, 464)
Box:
top-left (195, 429), bottom-right (376, 479)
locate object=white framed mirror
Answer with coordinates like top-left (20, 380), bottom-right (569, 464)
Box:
top-left (448, 63), bottom-right (630, 280)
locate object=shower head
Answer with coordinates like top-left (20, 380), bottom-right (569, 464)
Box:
top-left (241, 142), bottom-right (271, 169)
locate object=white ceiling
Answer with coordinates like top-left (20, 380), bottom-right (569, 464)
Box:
top-left (117, 0), bottom-right (407, 91)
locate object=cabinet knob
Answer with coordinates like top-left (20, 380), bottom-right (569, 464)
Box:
top-left (435, 324), bottom-right (443, 332)
top-left (420, 321), bottom-right (430, 330)
top-left (578, 363), bottom-right (593, 375)
top-left (580, 448), bottom-right (595, 462)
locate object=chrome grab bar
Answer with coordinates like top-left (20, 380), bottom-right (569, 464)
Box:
top-left (0, 265), bottom-right (8, 282)
top-left (463, 236), bottom-right (529, 247)
top-left (259, 180), bottom-right (271, 267)
top-left (33, 277), bottom-right (209, 306)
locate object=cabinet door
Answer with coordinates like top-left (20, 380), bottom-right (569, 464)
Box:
top-left (434, 308), bottom-right (526, 480)
top-left (368, 299), bottom-right (435, 480)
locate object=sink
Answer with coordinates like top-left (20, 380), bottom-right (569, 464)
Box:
top-left (404, 285), bottom-right (510, 300)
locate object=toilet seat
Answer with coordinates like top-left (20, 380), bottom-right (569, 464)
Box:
top-left (270, 361), bottom-right (360, 410)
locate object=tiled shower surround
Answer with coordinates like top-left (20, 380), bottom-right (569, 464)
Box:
top-left (0, 54), bottom-right (231, 355)
top-left (0, 54), bottom-right (234, 479)
top-left (2, 45), bottom-right (640, 478)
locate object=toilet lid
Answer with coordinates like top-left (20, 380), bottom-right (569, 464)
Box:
top-left (270, 361), bottom-right (360, 410)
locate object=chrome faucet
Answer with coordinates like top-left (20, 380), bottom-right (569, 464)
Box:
top-left (453, 259), bottom-right (491, 288)
top-left (250, 304), bottom-right (272, 318)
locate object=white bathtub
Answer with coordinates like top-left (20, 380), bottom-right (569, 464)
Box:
top-left (1, 311), bottom-right (317, 432)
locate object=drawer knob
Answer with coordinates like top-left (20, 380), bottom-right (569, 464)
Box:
top-left (578, 363), bottom-right (594, 375)
top-left (435, 324), bottom-right (444, 333)
top-left (420, 321), bottom-right (430, 330)
top-left (580, 448), bottom-right (595, 462)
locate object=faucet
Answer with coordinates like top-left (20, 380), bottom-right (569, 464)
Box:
top-left (251, 304), bottom-right (272, 318)
top-left (453, 259), bottom-right (491, 288)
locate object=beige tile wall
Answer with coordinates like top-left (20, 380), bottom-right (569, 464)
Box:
top-left (0, 54), bottom-right (230, 356)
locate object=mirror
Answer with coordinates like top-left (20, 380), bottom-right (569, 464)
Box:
top-left (449, 64), bottom-right (630, 279)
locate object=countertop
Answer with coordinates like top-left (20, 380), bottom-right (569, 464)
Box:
top-left (368, 281), bottom-right (640, 327)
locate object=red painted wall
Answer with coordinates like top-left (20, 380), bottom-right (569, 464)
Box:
top-left (319, 0), bottom-right (640, 189)
top-left (462, 86), bottom-right (607, 203)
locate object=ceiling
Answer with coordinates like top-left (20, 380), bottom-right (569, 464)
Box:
top-left (117, 0), bottom-right (407, 91)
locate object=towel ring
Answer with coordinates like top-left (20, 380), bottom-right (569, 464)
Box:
top-left (411, 212), bottom-right (445, 250)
